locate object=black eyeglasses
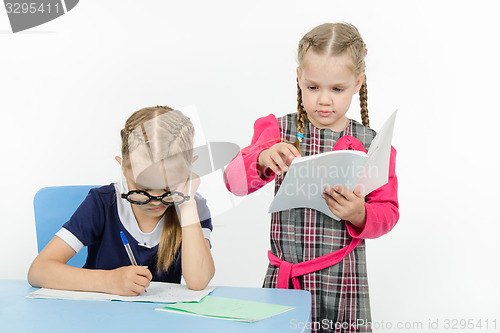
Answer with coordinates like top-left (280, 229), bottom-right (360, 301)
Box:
top-left (121, 190), bottom-right (190, 206)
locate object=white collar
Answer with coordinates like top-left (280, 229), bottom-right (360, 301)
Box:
top-left (114, 181), bottom-right (164, 249)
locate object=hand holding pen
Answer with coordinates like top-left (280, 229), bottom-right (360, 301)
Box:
top-left (104, 231), bottom-right (152, 296)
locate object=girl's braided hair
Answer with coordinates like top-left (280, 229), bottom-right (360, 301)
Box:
top-left (296, 22), bottom-right (369, 139)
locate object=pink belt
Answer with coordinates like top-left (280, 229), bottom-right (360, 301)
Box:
top-left (268, 238), bottom-right (363, 289)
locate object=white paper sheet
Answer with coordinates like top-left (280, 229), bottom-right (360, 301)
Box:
top-left (268, 110), bottom-right (397, 220)
top-left (357, 110), bottom-right (397, 196)
top-left (26, 281), bottom-right (215, 303)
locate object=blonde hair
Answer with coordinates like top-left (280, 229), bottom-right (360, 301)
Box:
top-left (296, 22), bottom-right (369, 135)
top-left (120, 105), bottom-right (194, 273)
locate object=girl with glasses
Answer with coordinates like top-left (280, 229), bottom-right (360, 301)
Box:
top-left (28, 106), bottom-right (214, 295)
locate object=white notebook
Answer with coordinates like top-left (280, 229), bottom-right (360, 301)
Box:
top-left (26, 281), bottom-right (215, 304)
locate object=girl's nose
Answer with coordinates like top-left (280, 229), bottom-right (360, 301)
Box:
top-left (318, 91), bottom-right (331, 105)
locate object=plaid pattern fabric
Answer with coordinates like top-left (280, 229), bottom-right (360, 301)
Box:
top-left (263, 113), bottom-right (377, 333)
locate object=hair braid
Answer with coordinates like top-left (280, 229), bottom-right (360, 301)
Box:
top-left (296, 79), bottom-right (307, 134)
top-left (359, 75), bottom-right (369, 127)
top-left (293, 79), bottom-right (307, 155)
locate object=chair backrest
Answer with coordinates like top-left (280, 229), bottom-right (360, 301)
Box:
top-left (33, 185), bottom-right (98, 268)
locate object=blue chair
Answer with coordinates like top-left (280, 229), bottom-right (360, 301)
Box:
top-left (33, 185), bottom-right (98, 268)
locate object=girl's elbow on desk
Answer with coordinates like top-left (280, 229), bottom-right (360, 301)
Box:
top-left (185, 280), bottom-right (210, 291)
top-left (27, 259), bottom-right (42, 287)
top-left (184, 269), bottom-right (214, 291)
top-left (27, 256), bottom-right (64, 288)
top-left (183, 257), bottom-right (215, 291)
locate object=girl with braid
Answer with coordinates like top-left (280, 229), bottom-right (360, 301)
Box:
top-left (224, 23), bottom-right (399, 332)
top-left (29, 106), bottom-right (214, 295)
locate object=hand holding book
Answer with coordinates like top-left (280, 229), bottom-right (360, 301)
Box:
top-left (322, 185), bottom-right (367, 228)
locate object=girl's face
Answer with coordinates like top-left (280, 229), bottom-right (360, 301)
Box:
top-left (125, 174), bottom-right (170, 219)
top-left (124, 156), bottom-right (192, 219)
top-left (297, 51), bottom-right (364, 131)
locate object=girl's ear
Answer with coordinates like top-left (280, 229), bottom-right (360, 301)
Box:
top-left (115, 156), bottom-right (122, 165)
top-left (354, 73), bottom-right (365, 94)
top-left (296, 67), bottom-right (302, 87)
top-left (191, 155), bottom-right (199, 164)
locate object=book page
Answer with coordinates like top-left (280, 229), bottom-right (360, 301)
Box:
top-left (268, 150), bottom-right (368, 220)
top-left (356, 110), bottom-right (398, 196)
top-left (26, 281), bottom-right (215, 304)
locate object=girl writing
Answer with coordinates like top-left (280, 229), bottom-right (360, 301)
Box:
top-left (224, 23), bottom-right (399, 332)
top-left (28, 106), bottom-right (215, 295)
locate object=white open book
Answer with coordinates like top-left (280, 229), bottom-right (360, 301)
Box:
top-left (268, 110), bottom-right (397, 220)
top-left (26, 281), bottom-right (215, 303)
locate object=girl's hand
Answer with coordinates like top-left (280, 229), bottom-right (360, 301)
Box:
top-left (105, 266), bottom-right (152, 296)
top-left (258, 143), bottom-right (301, 176)
top-left (173, 171), bottom-right (200, 200)
top-left (174, 172), bottom-right (201, 227)
top-left (322, 185), bottom-right (367, 228)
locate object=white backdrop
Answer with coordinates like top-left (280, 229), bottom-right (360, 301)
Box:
top-left (1, 1), bottom-right (499, 331)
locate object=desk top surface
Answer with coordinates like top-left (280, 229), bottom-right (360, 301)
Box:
top-left (0, 280), bottom-right (311, 333)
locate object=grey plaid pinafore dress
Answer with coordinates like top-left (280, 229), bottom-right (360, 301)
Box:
top-left (263, 113), bottom-right (377, 333)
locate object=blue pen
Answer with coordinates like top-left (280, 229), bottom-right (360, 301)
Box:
top-left (120, 231), bottom-right (148, 293)
top-left (120, 231), bottom-right (138, 266)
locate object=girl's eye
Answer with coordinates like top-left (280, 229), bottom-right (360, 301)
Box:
top-left (333, 88), bottom-right (344, 92)
top-left (307, 86), bottom-right (318, 91)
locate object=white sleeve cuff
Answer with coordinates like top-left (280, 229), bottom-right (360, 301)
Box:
top-left (202, 227), bottom-right (212, 248)
top-left (55, 228), bottom-right (85, 253)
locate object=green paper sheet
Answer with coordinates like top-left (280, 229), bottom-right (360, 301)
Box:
top-left (155, 296), bottom-right (295, 322)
